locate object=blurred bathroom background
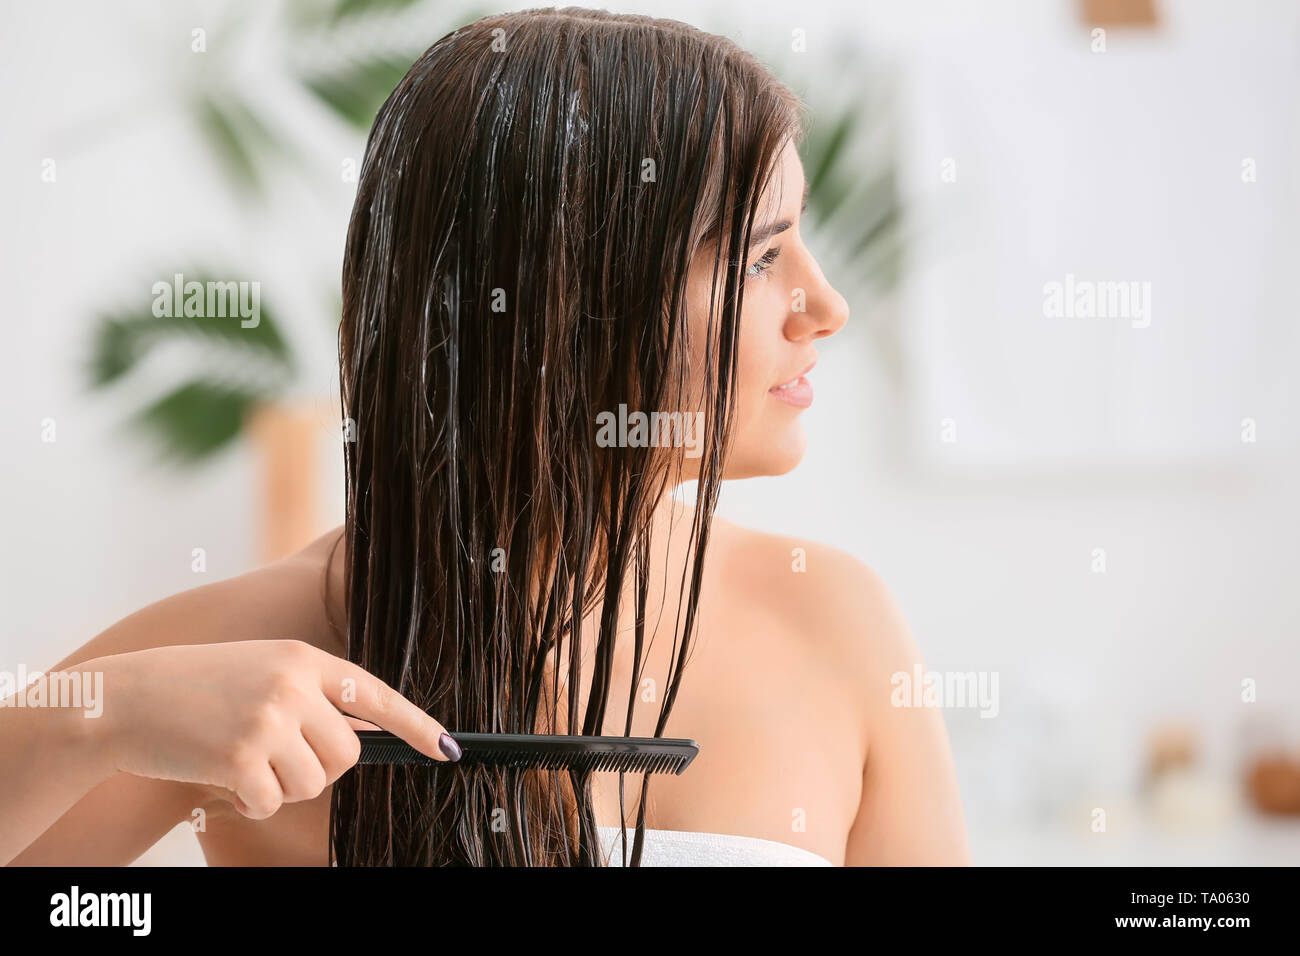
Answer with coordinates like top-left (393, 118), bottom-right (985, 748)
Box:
top-left (1, 0), bottom-right (1297, 864)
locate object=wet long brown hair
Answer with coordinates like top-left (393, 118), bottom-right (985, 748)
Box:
top-left (330, 7), bottom-right (803, 866)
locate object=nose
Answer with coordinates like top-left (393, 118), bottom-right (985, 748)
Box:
top-left (783, 254), bottom-right (849, 342)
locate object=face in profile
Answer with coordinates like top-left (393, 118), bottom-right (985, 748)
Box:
top-left (682, 139), bottom-right (850, 482)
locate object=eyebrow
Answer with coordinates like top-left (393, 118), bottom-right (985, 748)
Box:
top-left (746, 178), bottom-right (810, 249)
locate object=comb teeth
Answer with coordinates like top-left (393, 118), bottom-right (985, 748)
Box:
top-left (355, 731), bottom-right (698, 776)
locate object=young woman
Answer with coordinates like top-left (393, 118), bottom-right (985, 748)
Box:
top-left (2, 8), bottom-right (969, 866)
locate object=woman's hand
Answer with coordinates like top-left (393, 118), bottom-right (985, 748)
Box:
top-left (91, 639), bottom-right (455, 820)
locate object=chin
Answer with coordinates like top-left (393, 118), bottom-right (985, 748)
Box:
top-left (722, 423), bottom-right (808, 479)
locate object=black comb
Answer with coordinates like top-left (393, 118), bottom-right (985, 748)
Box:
top-left (356, 730), bottom-right (699, 775)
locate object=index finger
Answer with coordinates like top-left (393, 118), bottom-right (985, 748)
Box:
top-left (317, 654), bottom-right (457, 761)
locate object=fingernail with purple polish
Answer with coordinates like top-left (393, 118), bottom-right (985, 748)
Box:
top-left (439, 732), bottom-right (462, 762)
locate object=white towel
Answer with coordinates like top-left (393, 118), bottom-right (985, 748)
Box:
top-left (596, 825), bottom-right (833, 867)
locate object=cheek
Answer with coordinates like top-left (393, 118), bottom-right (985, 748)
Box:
top-left (734, 346), bottom-right (769, 426)
top-left (723, 298), bottom-right (810, 476)
top-left (682, 276), bottom-right (808, 477)
top-left (734, 297), bottom-right (779, 411)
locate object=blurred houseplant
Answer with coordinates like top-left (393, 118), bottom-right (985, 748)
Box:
top-left (84, 0), bottom-right (903, 559)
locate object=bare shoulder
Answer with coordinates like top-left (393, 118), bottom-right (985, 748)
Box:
top-left (699, 515), bottom-right (970, 864)
top-left (704, 513), bottom-right (923, 692)
top-left (53, 528), bottom-right (349, 671)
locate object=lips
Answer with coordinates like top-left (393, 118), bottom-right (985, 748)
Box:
top-left (769, 359), bottom-right (816, 408)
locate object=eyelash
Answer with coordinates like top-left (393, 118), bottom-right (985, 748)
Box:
top-left (745, 246), bottom-right (782, 279)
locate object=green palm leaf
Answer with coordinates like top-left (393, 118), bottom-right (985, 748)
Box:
top-left (300, 52), bottom-right (420, 129)
top-left (88, 271), bottom-right (295, 462)
top-left (195, 92), bottom-right (303, 198)
top-left (130, 379), bottom-right (269, 466)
